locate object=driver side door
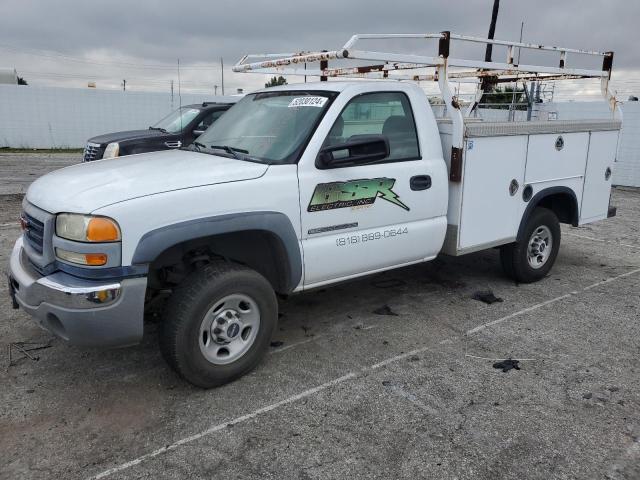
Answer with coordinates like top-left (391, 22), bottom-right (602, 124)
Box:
top-left (298, 91), bottom-right (445, 288)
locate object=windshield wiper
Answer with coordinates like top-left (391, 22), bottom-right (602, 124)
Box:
top-left (209, 145), bottom-right (249, 160)
top-left (182, 141), bottom-right (207, 152)
top-left (149, 126), bottom-right (169, 133)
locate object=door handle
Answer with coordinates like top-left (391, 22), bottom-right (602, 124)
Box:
top-left (410, 175), bottom-right (432, 191)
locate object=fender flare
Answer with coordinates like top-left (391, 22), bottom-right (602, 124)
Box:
top-left (516, 186), bottom-right (579, 242)
top-left (131, 211), bottom-right (302, 292)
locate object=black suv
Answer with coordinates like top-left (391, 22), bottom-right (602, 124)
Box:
top-left (82, 102), bottom-right (234, 162)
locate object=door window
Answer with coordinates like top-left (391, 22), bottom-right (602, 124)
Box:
top-left (324, 92), bottom-right (420, 162)
top-left (194, 110), bottom-right (225, 132)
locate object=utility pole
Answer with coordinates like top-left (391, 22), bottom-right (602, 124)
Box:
top-left (481, 0), bottom-right (500, 96)
top-left (320, 50), bottom-right (328, 82)
top-left (170, 80), bottom-right (174, 101)
top-left (122, 79), bottom-right (126, 91)
top-left (220, 57), bottom-right (225, 96)
top-left (214, 85), bottom-right (218, 95)
top-left (484, 0), bottom-right (500, 62)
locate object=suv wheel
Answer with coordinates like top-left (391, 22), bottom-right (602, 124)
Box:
top-left (500, 207), bottom-right (561, 283)
top-left (160, 261), bottom-right (277, 388)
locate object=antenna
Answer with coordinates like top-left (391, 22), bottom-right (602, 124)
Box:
top-left (178, 58), bottom-right (183, 131)
top-left (220, 57), bottom-right (225, 96)
top-left (517, 21), bottom-right (524, 64)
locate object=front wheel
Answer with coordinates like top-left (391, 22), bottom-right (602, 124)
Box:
top-left (500, 207), bottom-right (561, 283)
top-left (160, 261), bottom-right (277, 388)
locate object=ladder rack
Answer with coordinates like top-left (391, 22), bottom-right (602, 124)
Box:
top-left (233, 32), bottom-right (619, 172)
top-left (233, 32), bottom-right (616, 110)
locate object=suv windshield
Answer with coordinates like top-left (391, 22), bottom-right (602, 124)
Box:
top-left (152, 106), bottom-right (202, 134)
top-left (196, 91), bottom-right (336, 164)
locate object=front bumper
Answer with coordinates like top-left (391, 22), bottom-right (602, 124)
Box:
top-left (7, 237), bottom-right (147, 347)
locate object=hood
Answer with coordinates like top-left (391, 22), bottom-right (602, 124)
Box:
top-left (88, 129), bottom-right (165, 145)
top-left (27, 149), bottom-right (269, 213)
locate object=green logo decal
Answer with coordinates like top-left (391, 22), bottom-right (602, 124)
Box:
top-left (308, 177), bottom-right (409, 212)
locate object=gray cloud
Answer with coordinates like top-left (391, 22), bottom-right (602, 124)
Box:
top-left (1, 0), bottom-right (638, 93)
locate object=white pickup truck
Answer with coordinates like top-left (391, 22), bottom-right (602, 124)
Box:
top-left (7, 33), bottom-right (621, 387)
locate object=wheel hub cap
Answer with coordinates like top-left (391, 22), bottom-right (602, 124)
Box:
top-left (198, 294), bottom-right (261, 365)
top-left (527, 226), bottom-right (553, 270)
top-left (226, 323), bottom-right (240, 339)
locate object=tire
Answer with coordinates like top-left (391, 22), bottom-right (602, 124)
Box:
top-left (160, 261), bottom-right (277, 388)
top-left (500, 207), bottom-right (561, 283)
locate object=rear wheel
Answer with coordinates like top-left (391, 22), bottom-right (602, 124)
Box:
top-left (160, 261), bottom-right (277, 388)
top-left (500, 207), bottom-right (561, 283)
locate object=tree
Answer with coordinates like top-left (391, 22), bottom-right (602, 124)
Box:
top-left (480, 86), bottom-right (527, 110)
top-left (17, 76), bottom-right (27, 85)
top-left (265, 76), bottom-right (287, 88)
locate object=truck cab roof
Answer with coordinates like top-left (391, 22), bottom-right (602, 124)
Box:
top-left (255, 80), bottom-right (419, 94)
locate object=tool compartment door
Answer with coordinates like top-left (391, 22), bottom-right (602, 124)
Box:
top-left (580, 130), bottom-right (619, 223)
top-left (458, 135), bottom-right (528, 250)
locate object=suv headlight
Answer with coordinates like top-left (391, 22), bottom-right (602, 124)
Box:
top-left (103, 142), bottom-right (120, 159)
top-left (56, 214), bottom-right (121, 242)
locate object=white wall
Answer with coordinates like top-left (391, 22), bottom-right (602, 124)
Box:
top-left (616, 103), bottom-right (640, 187)
top-left (1, 86), bottom-right (639, 187)
top-left (0, 84), bottom-right (238, 149)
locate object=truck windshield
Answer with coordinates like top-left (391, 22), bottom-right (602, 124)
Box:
top-left (152, 107), bottom-right (201, 134)
top-left (196, 91), bottom-right (337, 165)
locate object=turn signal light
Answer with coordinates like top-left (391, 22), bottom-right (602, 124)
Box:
top-left (87, 218), bottom-right (121, 242)
top-left (56, 248), bottom-right (108, 266)
top-left (85, 253), bottom-right (109, 266)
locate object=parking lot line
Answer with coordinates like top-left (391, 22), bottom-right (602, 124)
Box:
top-left (466, 293), bottom-right (575, 335)
top-left (565, 231), bottom-right (640, 250)
top-left (383, 383), bottom-right (440, 415)
top-left (86, 266), bottom-right (640, 479)
top-left (90, 372), bottom-right (358, 480)
top-left (89, 341), bottom-right (441, 480)
top-left (466, 267), bottom-right (640, 335)
top-left (270, 335), bottom-right (324, 354)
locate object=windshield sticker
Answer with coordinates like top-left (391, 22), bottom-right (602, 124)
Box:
top-left (308, 178), bottom-right (409, 212)
top-left (288, 96), bottom-right (328, 108)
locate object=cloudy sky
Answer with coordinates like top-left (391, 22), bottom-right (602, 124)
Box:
top-left (1, 0), bottom-right (638, 97)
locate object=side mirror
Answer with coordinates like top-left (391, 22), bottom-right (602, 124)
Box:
top-left (193, 129), bottom-right (206, 137)
top-left (317, 134), bottom-right (390, 169)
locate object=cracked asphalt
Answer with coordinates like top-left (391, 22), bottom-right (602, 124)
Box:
top-left (1, 153), bottom-right (639, 479)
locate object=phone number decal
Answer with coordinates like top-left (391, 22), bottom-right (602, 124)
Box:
top-left (335, 226), bottom-right (408, 247)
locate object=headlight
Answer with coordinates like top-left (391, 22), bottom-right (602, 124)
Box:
top-left (103, 142), bottom-right (120, 159)
top-left (56, 214), bottom-right (121, 242)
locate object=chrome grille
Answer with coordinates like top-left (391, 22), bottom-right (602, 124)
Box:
top-left (22, 212), bottom-right (45, 254)
top-left (83, 142), bottom-right (101, 162)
